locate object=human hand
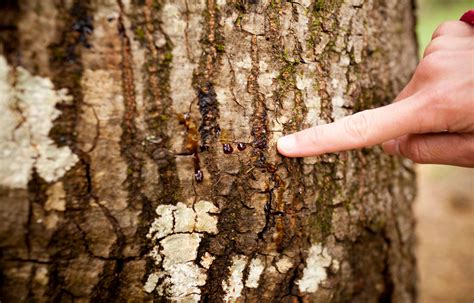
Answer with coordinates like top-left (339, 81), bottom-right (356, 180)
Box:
top-left (277, 20), bottom-right (474, 167)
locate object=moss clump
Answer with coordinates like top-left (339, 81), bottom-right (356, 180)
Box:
top-left (215, 44), bottom-right (225, 52)
top-left (152, 0), bottom-right (161, 10)
top-left (314, 0), bottom-right (325, 12)
top-left (276, 60), bottom-right (297, 91)
top-left (164, 52), bottom-right (173, 62)
top-left (134, 26), bottom-right (146, 42)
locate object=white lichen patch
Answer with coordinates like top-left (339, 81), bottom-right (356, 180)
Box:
top-left (245, 257), bottom-right (264, 289)
top-left (161, 234), bottom-right (202, 267)
top-left (0, 56), bottom-right (78, 188)
top-left (194, 200), bottom-right (219, 234)
top-left (222, 255), bottom-right (248, 302)
top-left (149, 246), bottom-right (162, 265)
top-left (200, 252), bottom-right (215, 270)
top-left (145, 201), bottom-right (219, 302)
top-left (297, 243), bottom-right (334, 293)
top-left (161, 263), bottom-right (207, 301)
top-left (174, 202), bottom-right (196, 233)
top-left (147, 204), bottom-right (176, 240)
top-left (144, 272), bottom-right (162, 294)
top-left (275, 256), bottom-right (293, 274)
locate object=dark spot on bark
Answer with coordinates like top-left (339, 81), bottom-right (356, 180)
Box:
top-left (222, 143), bottom-right (234, 154)
top-left (237, 142), bottom-right (247, 151)
top-left (72, 14), bottom-right (93, 49)
top-left (197, 82), bottom-right (220, 148)
top-left (254, 150), bottom-right (266, 168)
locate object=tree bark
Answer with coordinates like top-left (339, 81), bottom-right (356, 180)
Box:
top-left (0, 0), bottom-right (418, 302)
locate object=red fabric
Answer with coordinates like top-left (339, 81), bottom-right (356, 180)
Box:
top-left (460, 10), bottom-right (474, 25)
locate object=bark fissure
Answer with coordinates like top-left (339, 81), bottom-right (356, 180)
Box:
top-left (248, 35), bottom-right (269, 164)
top-left (195, 0), bottom-right (222, 149)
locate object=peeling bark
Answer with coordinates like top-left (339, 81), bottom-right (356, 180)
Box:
top-left (0, 0), bottom-right (418, 302)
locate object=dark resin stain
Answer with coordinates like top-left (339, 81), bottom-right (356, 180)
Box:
top-left (178, 113), bottom-right (204, 184)
top-left (73, 14), bottom-right (93, 49)
top-left (237, 142), bottom-right (246, 151)
top-left (222, 143), bottom-right (234, 154)
top-left (197, 83), bottom-right (220, 148)
top-left (177, 113), bottom-right (199, 153)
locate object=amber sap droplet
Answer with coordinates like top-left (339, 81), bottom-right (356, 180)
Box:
top-left (237, 142), bottom-right (246, 151)
top-left (223, 143), bottom-right (234, 154)
top-left (194, 169), bottom-right (204, 183)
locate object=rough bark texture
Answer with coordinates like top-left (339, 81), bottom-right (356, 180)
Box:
top-left (0, 0), bottom-right (418, 302)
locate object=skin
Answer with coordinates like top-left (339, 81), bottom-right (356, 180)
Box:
top-left (277, 21), bottom-right (474, 167)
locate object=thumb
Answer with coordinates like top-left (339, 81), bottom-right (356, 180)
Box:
top-left (382, 133), bottom-right (474, 167)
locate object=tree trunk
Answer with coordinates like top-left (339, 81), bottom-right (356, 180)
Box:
top-left (0, 0), bottom-right (418, 302)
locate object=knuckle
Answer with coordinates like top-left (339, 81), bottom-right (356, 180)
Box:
top-left (421, 52), bottom-right (439, 68)
top-left (418, 52), bottom-right (444, 75)
top-left (423, 46), bottom-right (435, 58)
top-left (432, 21), bottom-right (457, 39)
top-left (343, 111), bottom-right (370, 143)
top-left (423, 37), bottom-right (445, 57)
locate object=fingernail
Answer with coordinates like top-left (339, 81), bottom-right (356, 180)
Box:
top-left (382, 139), bottom-right (400, 156)
top-left (277, 135), bottom-right (296, 155)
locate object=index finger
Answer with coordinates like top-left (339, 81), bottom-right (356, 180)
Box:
top-left (277, 94), bottom-right (426, 157)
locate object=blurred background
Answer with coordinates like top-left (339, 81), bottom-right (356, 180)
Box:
top-left (415, 1), bottom-right (473, 302)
